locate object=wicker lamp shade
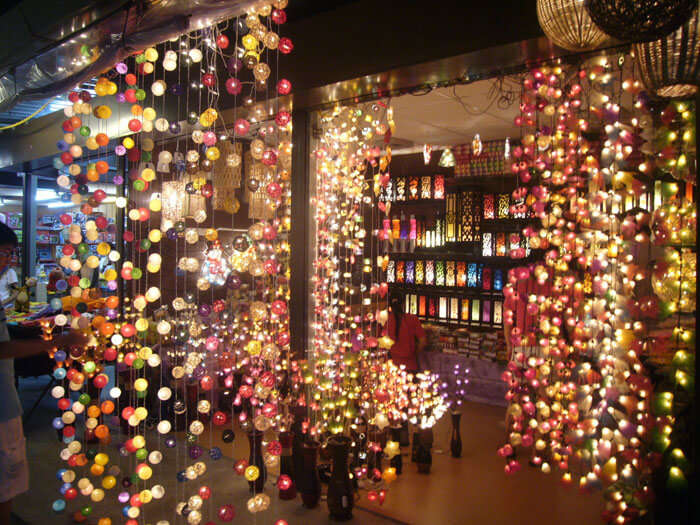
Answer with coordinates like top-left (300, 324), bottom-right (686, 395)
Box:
top-left (634, 8), bottom-right (700, 98)
top-left (537, 0), bottom-right (608, 51)
top-left (586, 0), bottom-right (696, 43)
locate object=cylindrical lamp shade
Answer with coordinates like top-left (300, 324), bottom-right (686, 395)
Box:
top-left (537, 0), bottom-right (608, 51)
top-left (634, 9), bottom-right (700, 98)
top-left (586, 0), bottom-right (696, 43)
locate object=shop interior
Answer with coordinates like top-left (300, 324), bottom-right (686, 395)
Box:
top-left (0, 2), bottom-right (695, 525)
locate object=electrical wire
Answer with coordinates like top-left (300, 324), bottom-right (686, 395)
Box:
top-left (0, 98), bottom-right (53, 131)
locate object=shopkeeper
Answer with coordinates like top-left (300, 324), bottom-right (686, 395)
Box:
top-left (0, 255), bottom-right (18, 310)
top-left (386, 291), bottom-right (427, 373)
top-left (0, 223), bottom-right (87, 523)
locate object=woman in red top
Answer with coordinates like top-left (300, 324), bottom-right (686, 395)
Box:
top-left (386, 292), bottom-right (427, 373)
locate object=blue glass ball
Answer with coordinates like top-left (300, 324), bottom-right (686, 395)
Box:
top-left (52, 499), bottom-right (66, 512)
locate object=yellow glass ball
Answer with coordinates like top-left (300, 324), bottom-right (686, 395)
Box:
top-left (122, 137), bottom-right (135, 149)
top-left (134, 378), bottom-right (148, 392)
top-left (85, 137), bottom-right (99, 150)
top-left (94, 453), bottom-right (109, 466)
top-left (97, 242), bottom-right (111, 256)
top-left (148, 197), bottom-right (162, 212)
top-left (144, 48), bottom-right (158, 62)
top-left (138, 465), bottom-right (153, 480)
top-left (135, 318), bottom-right (149, 332)
top-left (244, 465), bottom-right (260, 482)
top-left (204, 229), bottom-right (218, 241)
top-left (205, 147), bottom-right (220, 161)
top-left (139, 490), bottom-right (152, 504)
top-left (86, 255), bottom-right (100, 269)
top-left (68, 163), bottom-right (81, 176)
top-left (141, 167), bottom-right (155, 182)
top-left (143, 107), bottom-right (156, 122)
top-left (242, 34), bottom-right (258, 50)
top-left (104, 269), bottom-right (117, 281)
top-left (90, 488), bottom-right (105, 502)
top-left (134, 407), bottom-right (148, 421)
top-left (102, 475), bottom-right (116, 490)
top-left (132, 435), bottom-right (146, 449)
top-left (148, 229), bottom-right (162, 243)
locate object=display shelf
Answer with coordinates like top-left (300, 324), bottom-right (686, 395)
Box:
top-left (390, 283), bottom-right (504, 297)
top-left (389, 199), bottom-right (446, 206)
top-left (447, 173), bottom-right (520, 190)
top-left (388, 250), bottom-right (542, 264)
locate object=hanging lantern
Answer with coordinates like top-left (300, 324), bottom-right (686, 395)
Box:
top-left (536, 0), bottom-right (608, 51)
top-left (438, 148), bottom-right (456, 168)
top-left (634, 8), bottom-right (700, 98)
top-left (585, 0), bottom-right (696, 43)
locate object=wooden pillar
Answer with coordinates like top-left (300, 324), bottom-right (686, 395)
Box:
top-left (289, 110), bottom-right (311, 359)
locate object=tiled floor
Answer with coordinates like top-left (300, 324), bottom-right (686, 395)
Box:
top-left (14, 376), bottom-right (603, 525)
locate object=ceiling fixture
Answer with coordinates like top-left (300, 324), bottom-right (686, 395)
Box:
top-left (536, 0), bottom-right (608, 51)
top-left (634, 7), bottom-right (699, 98)
top-left (585, 0), bottom-right (696, 43)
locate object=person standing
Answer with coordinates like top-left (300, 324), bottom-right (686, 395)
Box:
top-left (385, 292), bottom-right (427, 373)
top-left (0, 223), bottom-right (86, 523)
top-left (0, 249), bottom-right (18, 310)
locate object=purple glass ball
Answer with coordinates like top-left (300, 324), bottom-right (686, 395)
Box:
top-left (113, 175), bottom-right (124, 185)
top-left (115, 92), bottom-right (126, 103)
top-left (118, 491), bottom-right (130, 503)
top-left (170, 83), bottom-right (184, 96)
top-left (169, 122), bottom-right (181, 134)
top-left (192, 365), bottom-right (206, 380)
top-left (107, 281), bottom-right (118, 291)
top-left (189, 445), bottom-right (203, 459)
top-left (57, 140), bottom-right (69, 151)
top-left (166, 228), bottom-right (178, 240)
top-left (165, 437), bottom-right (177, 448)
top-left (227, 56), bottom-right (242, 73)
top-left (198, 303), bottom-right (212, 317)
top-left (115, 62), bottom-right (128, 74)
top-left (115, 145), bottom-right (126, 156)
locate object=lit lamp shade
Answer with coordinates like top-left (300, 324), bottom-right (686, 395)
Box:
top-left (536, 0), bottom-right (608, 51)
top-left (634, 8), bottom-right (700, 98)
top-left (585, 0), bottom-right (696, 43)
top-left (161, 179), bottom-right (207, 222)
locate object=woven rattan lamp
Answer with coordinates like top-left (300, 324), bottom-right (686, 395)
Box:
top-left (634, 8), bottom-right (699, 98)
top-left (536, 0), bottom-right (608, 51)
top-left (586, 0), bottom-right (696, 43)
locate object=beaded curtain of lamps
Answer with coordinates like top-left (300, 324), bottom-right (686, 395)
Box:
top-left (498, 55), bottom-right (696, 525)
top-left (308, 102), bottom-right (448, 500)
top-left (48, 1), bottom-right (296, 523)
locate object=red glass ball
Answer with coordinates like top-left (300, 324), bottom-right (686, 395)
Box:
top-left (202, 73), bottom-right (216, 87)
top-left (225, 77), bottom-right (242, 95)
top-left (275, 110), bottom-right (291, 127)
top-left (279, 37), bottom-right (293, 54)
top-left (128, 119), bottom-right (142, 132)
top-left (212, 411), bottom-right (228, 426)
top-left (124, 89), bottom-right (137, 103)
top-left (216, 35), bottom-right (229, 49)
top-left (277, 78), bottom-right (292, 95)
top-left (271, 9), bottom-right (287, 24)
top-left (218, 504), bottom-right (235, 522)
